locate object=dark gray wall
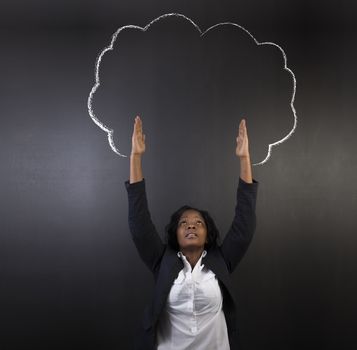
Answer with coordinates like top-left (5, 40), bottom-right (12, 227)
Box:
top-left (0, 1), bottom-right (356, 349)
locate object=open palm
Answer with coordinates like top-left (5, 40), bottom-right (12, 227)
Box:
top-left (131, 116), bottom-right (146, 155)
top-left (236, 119), bottom-right (250, 158)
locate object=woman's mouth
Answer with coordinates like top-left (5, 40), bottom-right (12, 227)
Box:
top-left (185, 232), bottom-right (198, 238)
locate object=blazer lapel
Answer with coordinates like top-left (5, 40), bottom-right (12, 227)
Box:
top-left (203, 248), bottom-right (233, 292)
top-left (152, 248), bottom-right (183, 321)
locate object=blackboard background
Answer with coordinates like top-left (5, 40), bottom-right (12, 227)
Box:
top-left (1, 1), bottom-right (356, 349)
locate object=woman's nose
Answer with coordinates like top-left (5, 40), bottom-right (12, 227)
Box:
top-left (187, 223), bottom-right (196, 229)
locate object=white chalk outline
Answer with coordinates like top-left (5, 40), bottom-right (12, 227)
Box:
top-left (87, 13), bottom-right (297, 166)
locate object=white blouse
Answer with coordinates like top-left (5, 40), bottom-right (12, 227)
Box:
top-left (157, 251), bottom-right (230, 350)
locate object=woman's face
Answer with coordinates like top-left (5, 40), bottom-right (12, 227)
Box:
top-left (176, 209), bottom-right (208, 251)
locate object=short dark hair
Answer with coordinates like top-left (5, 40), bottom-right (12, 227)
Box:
top-left (165, 205), bottom-right (220, 251)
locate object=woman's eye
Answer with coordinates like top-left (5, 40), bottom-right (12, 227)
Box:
top-left (196, 221), bottom-right (202, 225)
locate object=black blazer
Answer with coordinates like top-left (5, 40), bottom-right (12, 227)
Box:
top-left (125, 178), bottom-right (258, 350)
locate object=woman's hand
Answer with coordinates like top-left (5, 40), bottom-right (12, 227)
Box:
top-left (236, 119), bottom-right (250, 158)
top-left (131, 116), bottom-right (146, 156)
top-left (130, 116), bottom-right (145, 183)
top-left (236, 118), bottom-right (253, 183)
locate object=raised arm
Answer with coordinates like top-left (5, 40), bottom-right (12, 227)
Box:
top-left (126, 116), bottom-right (165, 272)
top-left (221, 118), bottom-right (258, 272)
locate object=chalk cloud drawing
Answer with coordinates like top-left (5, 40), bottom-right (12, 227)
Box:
top-left (87, 13), bottom-right (297, 166)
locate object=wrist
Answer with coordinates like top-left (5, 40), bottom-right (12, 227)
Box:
top-left (130, 152), bottom-right (143, 158)
top-left (239, 154), bottom-right (250, 160)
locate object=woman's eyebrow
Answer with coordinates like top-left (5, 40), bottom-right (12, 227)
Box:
top-left (179, 216), bottom-right (203, 220)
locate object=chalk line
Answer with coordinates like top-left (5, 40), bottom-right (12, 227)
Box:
top-left (87, 13), bottom-right (297, 166)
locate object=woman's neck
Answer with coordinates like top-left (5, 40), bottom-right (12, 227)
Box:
top-left (181, 247), bottom-right (205, 270)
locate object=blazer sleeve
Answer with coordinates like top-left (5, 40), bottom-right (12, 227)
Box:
top-left (125, 179), bottom-right (165, 273)
top-left (220, 177), bottom-right (258, 273)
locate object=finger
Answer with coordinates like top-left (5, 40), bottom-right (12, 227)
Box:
top-left (243, 121), bottom-right (248, 138)
top-left (241, 118), bottom-right (247, 135)
top-left (134, 116), bottom-right (142, 134)
top-left (137, 116), bottom-right (143, 133)
top-left (133, 117), bottom-right (138, 133)
top-left (241, 118), bottom-right (247, 130)
top-left (239, 123), bottom-right (244, 137)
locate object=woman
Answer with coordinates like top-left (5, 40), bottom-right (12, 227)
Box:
top-left (125, 116), bottom-right (258, 349)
